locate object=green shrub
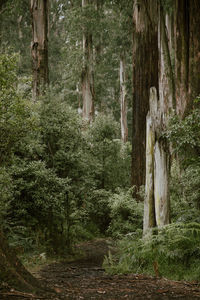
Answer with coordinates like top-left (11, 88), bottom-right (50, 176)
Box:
top-left (165, 107), bottom-right (200, 165)
top-left (166, 106), bottom-right (200, 221)
top-left (107, 188), bottom-right (143, 238)
top-left (86, 189), bottom-right (112, 234)
top-left (104, 222), bottom-right (200, 281)
top-left (0, 53), bottom-right (33, 164)
top-left (8, 159), bottom-right (70, 253)
top-left (87, 114), bottom-right (131, 191)
top-left (0, 168), bottom-right (13, 228)
top-left (170, 160), bottom-right (200, 222)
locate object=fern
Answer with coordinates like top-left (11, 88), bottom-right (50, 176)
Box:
top-left (104, 222), bottom-right (200, 281)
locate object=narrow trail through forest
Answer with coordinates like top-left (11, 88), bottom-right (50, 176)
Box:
top-left (1, 239), bottom-right (200, 299)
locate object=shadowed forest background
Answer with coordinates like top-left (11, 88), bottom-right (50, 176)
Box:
top-left (0, 0), bottom-right (200, 295)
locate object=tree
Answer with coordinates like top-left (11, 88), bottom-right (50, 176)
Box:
top-left (0, 0), bottom-right (31, 74)
top-left (0, 54), bottom-right (41, 292)
top-left (81, 0), bottom-right (95, 122)
top-left (0, 230), bottom-right (41, 292)
top-left (120, 52), bottom-right (128, 143)
top-left (174, 0), bottom-right (200, 116)
top-left (143, 0), bottom-right (200, 234)
top-left (31, 0), bottom-right (49, 100)
top-left (131, 0), bottom-right (158, 193)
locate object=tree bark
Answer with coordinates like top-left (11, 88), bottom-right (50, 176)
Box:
top-left (81, 0), bottom-right (94, 123)
top-left (158, 3), bottom-right (175, 113)
top-left (0, 230), bottom-right (41, 292)
top-left (132, 0), bottom-right (158, 194)
top-left (174, 0), bottom-right (189, 116)
top-left (188, 1), bottom-right (200, 108)
top-left (174, 0), bottom-right (200, 117)
top-left (143, 110), bottom-right (156, 233)
top-left (143, 87), bottom-right (170, 235)
top-left (120, 53), bottom-right (128, 143)
top-left (31, 0), bottom-right (49, 101)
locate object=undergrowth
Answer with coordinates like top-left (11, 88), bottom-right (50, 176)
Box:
top-left (103, 222), bottom-right (200, 281)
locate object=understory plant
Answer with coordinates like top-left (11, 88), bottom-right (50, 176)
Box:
top-left (0, 53), bottom-right (133, 257)
top-left (107, 188), bottom-right (143, 238)
top-left (167, 105), bottom-right (200, 221)
top-left (104, 222), bottom-right (200, 281)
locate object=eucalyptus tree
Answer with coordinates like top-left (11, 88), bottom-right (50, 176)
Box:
top-left (174, 0), bottom-right (200, 116)
top-left (81, 0), bottom-right (95, 122)
top-left (0, 0), bottom-right (31, 73)
top-left (31, 0), bottom-right (49, 100)
top-left (49, 0), bottom-right (132, 129)
top-left (143, 0), bottom-right (200, 235)
top-left (97, 0), bottom-right (132, 140)
top-left (110, 0), bottom-right (133, 143)
top-left (131, 0), bottom-right (158, 194)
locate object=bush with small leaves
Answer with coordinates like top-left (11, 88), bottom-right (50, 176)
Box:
top-left (107, 188), bottom-right (143, 238)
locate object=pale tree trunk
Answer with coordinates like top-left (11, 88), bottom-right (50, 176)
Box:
top-left (17, 16), bottom-right (23, 40)
top-left (0, 0), bottom-right (9, 47)
top-left (31, 0), bottom-right (49, 101)
top-left (132, 0), bottom-right (158, 194)
top-left (143, 3), bottom-right (174, 234)
top-left (143, 110), bottom-right (155, 233)
top-left (143, 0), bottom-right (200, 235)
top-left (143, 87), bottom-right (170, 235)
top-left (158, 2), bottom-right (175, 114)
top-left (82, 0), bottom-right (94, 123)
top-left (120, 53), bottom-right (128, 143)
top-left (154, 139), bottom-right (170, 227)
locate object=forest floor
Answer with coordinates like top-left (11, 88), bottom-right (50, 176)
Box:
top-left (1, 238), bottom-right (200, 299)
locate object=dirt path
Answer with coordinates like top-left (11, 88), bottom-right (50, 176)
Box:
top-left (38, 239), bottom-right (200, 299)
top-left (1, 239), bottom-right (200, 299)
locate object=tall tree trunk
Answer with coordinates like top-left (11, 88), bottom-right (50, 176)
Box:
top-left (31, 0), bottom-right (49, 101)
top-left (120, 53), bottom-right (128, 143)
top-left (174, 0), bottom-right (200, 115)
top-left (143, 88), bottom-right (170, 235)
top-left (188, 0), bottom-right (200, 108)
top-left (144, 0), bottom-right (200, 234)
top-left (81, 0), bottom-right (94, 123)
top-left (17, 15), bottom-right (23, 40)
top-left (132, 0), bottom-right (158, 194)
top-left (0, 230), bottom-right (41, 292)
top-left (174, 0), bottom-right (189, 116)
top-left (143, 109), bottom-right (156, 233)
top-left (0, 0), bottom-right (9, 47)
top-left (158, 2), bottom-right (175, 113)
top-left (143, 2), bottom-right (174, 234)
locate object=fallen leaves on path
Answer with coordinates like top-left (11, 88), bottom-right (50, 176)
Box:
top-left (1, 239), bottom-right (200, 299)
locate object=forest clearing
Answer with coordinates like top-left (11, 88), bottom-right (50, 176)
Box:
top-left (0, 0), bottom-right (200, 299)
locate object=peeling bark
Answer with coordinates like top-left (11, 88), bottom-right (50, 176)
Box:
top-left (143, 111), bottom-right (155, 234)
top-left (143, 87), bottom-right (170, 235)
top-left (159, 3), bottom-right (175, 113)
top-left (31, 0), bottom-right (49, 101)
top-left (154, 140), bottom-right (170, 227)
